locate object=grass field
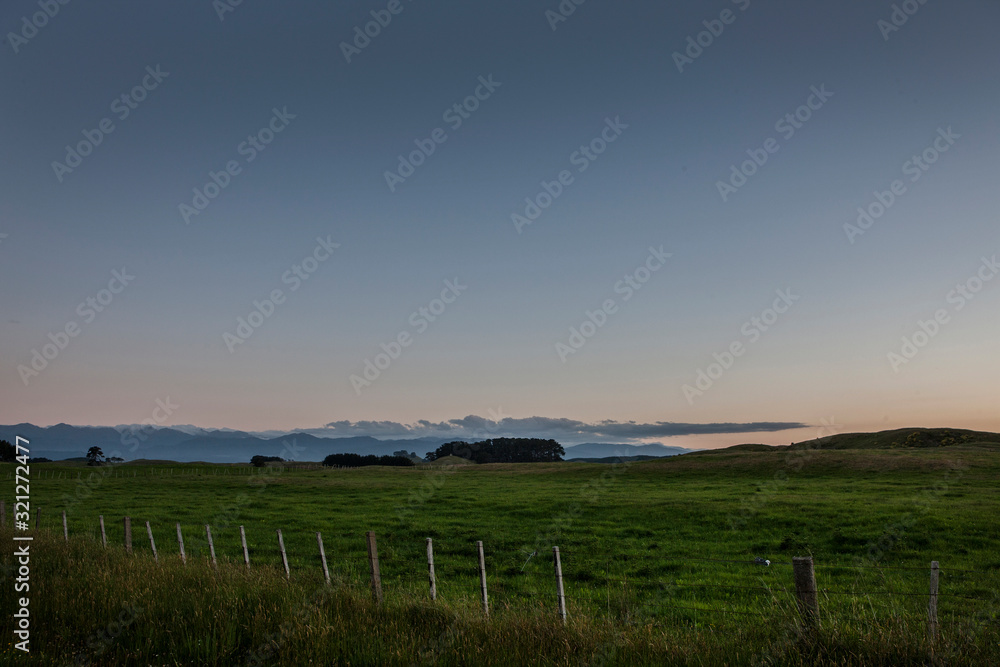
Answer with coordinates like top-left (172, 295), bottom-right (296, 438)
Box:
top-left (2, 440), bottom-right (999, 665)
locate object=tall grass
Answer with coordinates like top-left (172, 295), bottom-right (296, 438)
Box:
top-left (1, 528), bottom-right (997, 666)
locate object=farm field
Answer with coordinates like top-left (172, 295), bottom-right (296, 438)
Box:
top-left (2, 443), bottom-right (1000, 665)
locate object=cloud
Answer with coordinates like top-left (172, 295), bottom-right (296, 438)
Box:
top-left (314, 415), bottom-right (807, 445)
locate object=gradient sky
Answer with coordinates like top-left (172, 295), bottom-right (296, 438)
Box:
top-left (2, 0), bottom-right (998, 449)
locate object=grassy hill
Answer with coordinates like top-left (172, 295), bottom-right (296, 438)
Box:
top-left (687, 427), bottom-right (1000, 456)
top-left (791, 427), bottom-right (1000, 451)
top-left (2, 444), bottom-right (998, 665)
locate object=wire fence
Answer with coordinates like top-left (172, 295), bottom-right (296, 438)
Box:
top-left (7, 505), bottom-right (999, 635)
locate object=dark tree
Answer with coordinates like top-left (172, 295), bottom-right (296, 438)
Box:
top-left (85, 446), bottom-right (105, 466)
top-left (251, 455), bottom-right (284, 467)
top-left (426, 441), bottom-right (472, 462)
top-left (0, 439), bottom-right (14, 463)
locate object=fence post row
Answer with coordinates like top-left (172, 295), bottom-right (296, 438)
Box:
top-left (553, 546), bottom-right (567, 625)
top-left (39, 519), bottom-right (965, 635)
top-left (477, 540), bottom-right (489, 617)
top-left (367, 531), bottom-right (383, 603)
top-left (928, 560), bottom-right (940, 642)
top-left (792, 556), bottom-right (820, 631)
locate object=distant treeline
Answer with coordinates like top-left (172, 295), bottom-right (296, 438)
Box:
top-left (426, 438), bottom-right (564, 464)
top-left (322, 453), bottom-right (415, 468)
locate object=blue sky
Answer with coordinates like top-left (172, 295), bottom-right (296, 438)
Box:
top-left (2, 0), bottom-right (998, 449)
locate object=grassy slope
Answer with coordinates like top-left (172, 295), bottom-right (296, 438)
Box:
top-left (2, 442), bottom-right (999, 665)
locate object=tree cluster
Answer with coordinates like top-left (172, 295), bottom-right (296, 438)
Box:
top-left (322, 453), bottom-right (415, 468)
top-left (250, 455), bottom-right (285, 467)
top-left (425, 438), bottom-right (564, 464)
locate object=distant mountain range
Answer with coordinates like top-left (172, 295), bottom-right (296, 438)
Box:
top-left (0, 423), bottom-right (693, 463)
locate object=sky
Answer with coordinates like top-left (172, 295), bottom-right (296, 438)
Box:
top-left (1, 0), bottom-right (998, 450)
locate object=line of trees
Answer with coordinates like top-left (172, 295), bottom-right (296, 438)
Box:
top-left (425, 438), bottom-right (564, 464)
top-left (322, 453), bottom-right (415, 468)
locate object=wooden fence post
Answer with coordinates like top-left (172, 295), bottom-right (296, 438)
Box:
top-left (176, 523), bottom-right (186, 564)
top-left (240, 525), bottom-right (250, 569)
top-left (553, 546), bottom-right (567, 625)
top-left (366, 531), bottom-right (383, 603)
top-left (427, 537), bottom-right (437, 601)
top-left (928, 560), bottom-right (940, 642)
top-left (792, 556), bottom-right (820, 631)
top-left (1, 500), bottom-right (6, 527)
top-left (62, 511), bottom-right (68, 542)
top-left (124, 516), bottom-right (132, 552)
top-left (477, 540), bottom-right (489, 617)
top-left (277, 529), bottom-right (290, 579)
top-left (99, 515), bottom-right (107, 548)
top-left (146, 521), bottom-right (158, 562)
top-left (206, 525), bottom-right (217, 568)
top-left (317, 532), bottom-right (330, 585)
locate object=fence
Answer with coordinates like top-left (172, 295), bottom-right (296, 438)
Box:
top-left (4, 502), bottom-right (996, 640)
